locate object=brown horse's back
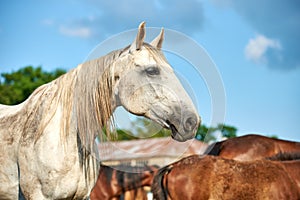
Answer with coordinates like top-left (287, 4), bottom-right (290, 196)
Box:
top-left (279, 160), bottom-right (300, 191)
top-left (205, 134), bottom-right (300, 161)
top-left (152, 155), bottom-right (300, 200)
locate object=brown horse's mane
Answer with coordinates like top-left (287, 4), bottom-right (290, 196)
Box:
top-left (266, 152), bottom-right (300, 161)
top-left (204, 140), bottom-right (223, 155)
top-left (151, 164), bottom-right (172, 200)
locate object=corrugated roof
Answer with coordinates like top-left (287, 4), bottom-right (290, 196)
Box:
top-left (98, 137), bottom-right (208, 161)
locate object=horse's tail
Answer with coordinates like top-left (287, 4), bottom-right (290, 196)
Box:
top-left (151, 165), bottom-right (173, 200)
top-left (204, 140), bottom-right (223, 155)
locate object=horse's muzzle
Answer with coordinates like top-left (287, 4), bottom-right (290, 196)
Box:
top-left (183, 114), bottom-right (199, 133)
top-left (168, 114), bottom-right (200, 142)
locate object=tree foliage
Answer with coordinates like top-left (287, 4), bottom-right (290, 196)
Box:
top-left (0, 66), bottom-right (65, 105)
top-left (195, 124), bottom-right (215, 142)
top-left (195, 123), bottom-right (237, 142)
top-left (114, 117), bottom-right (171, 141)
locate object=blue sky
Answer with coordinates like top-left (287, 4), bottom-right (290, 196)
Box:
top-left (1, 0), bottom-right (299, 141)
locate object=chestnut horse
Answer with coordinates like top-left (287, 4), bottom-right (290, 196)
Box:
top-left (152, 155), bottom-right (300, 200)
top-left (205, 134), bottom-right (300, 161)
top-left (204, 134), bottom-right (300, 194)
top-left (90, 163), bottom-right (158, 200)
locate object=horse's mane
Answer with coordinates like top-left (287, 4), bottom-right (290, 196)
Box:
top-left (21, 47), bottom-right (129, 153)
top-left (266, 152), bottom-right (300, 161)
top-left (203, 141), bottom-right (223, 155)
top-left (74, 56), bottom-right (114, 152)
top-left (151, 164), bottom-right (172, 200)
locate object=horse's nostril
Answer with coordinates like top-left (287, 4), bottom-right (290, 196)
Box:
top-left (184, 116), bottom-right (198, 132)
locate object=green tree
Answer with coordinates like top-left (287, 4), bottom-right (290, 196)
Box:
top-left (217, 124), bottom-right (237, 139)
top-left (117, 117), bottom-right (171, 140)
top-left (268, 134), bottom-right (278, 139)
top-left (195, 123), bottom-right (237, 142)
top-left (195, 124), bottom-right (216, 142)
top-left (115, 129), bottom-right (139, 141)
top-left (130, 118), bottom-right (171, 139)
top-left (0, 66), bottom-right (65, 105)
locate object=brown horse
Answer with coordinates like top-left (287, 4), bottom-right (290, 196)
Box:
top-left (204, 134), bottom-right (300, 194)
top-left (90, 163), bottom-right (158, 200)
top-left (152, 155), bottom-right (300, 200)
top-left (205, 134), bottom-right (300, 161)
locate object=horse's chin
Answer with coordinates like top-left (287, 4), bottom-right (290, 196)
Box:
top-left (142, 110), bottom-right (196, 142)
top-left (171, 132), bottom-right (192, 142)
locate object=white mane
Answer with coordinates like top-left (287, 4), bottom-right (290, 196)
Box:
top-left (21, 48), bottom-right (127, 152)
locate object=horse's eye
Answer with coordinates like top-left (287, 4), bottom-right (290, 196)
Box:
top-left (145, 67), bottom-right (160, 76)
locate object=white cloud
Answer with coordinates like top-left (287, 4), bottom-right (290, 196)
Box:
top-left (245, 34), bottom-right (281, 64)
top-left (59, 26), bottom-right (92, 38)
top-left (219, 0), bottom-right (300, 69)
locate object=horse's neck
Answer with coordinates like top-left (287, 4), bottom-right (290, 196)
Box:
top-left (140, 173), bottom-right (153, 187)
top-left (121, 171), bottom-right (153, 190)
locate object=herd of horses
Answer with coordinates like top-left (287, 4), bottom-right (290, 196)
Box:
top-left (90, 134), bottom-right (300, 200)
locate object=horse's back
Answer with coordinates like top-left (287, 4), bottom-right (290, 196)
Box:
top-left (205, 134), bottom-right (300, 161)
top-left (155, 155), bottom-right (300, 200)
top-left (279, 160), bottom-right (300, 191)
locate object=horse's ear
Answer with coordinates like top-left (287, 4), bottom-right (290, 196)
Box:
top-left (150, 28), bottom-right (164, 50)
top-left (131, 21), bottom-right (146, 51)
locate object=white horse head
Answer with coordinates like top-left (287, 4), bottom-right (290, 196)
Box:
top-left (111, 22), bottom-right (200, 141)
